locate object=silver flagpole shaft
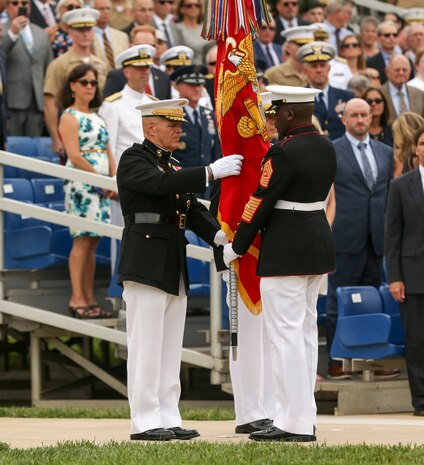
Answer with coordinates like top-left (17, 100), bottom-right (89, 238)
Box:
top-left (229, 263), bottom-right (238, 361)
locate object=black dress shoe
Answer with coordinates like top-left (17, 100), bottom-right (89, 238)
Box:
top-left (130, 428), bottom-right (175, 441)
top-left (168, 427), bottom-right (200, 440)
top-left (413, 410), bottom-right (424, 416)
top-left (249, 426), bottom-right (316, 442)
top-left (235, 418), bottom-right (273, 434)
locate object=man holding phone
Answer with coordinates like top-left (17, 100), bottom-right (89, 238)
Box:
top-left (0, 0), bottom-right (52, 136)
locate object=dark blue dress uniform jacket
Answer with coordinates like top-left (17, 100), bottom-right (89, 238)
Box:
top-left (172, 106), bottom-right (221, 168)
top-left (116, 139), bottom-right (221, 295)
top-left (232, 124), bottom-right (337, 276)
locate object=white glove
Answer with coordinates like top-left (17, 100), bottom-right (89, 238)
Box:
top-left (214, 230), bottom-right (229, 246)
top-left (223, 243), bottom-right (241, 267)
top-left (210, 154), bottom-right (243, 180)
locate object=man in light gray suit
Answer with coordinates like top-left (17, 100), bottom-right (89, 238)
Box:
top-left (0, 0), bottom-right (52, 136)
top-left (380, 55), bottom-right (424, 121)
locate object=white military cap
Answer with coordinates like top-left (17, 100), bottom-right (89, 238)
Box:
top-left (281, 25), bottom-right (315, 44)
top-left (159, 46), bottom-right (194, 67)
top-left (115, 44), bottom-right (156, 68)
top-left (296, 41), bottom-right (336, 63)
top-left (309, 22), bottom-right (331, 41)
top-left (63, 7), bottom-right (99, 28)
top-left (266, 85), bottom-right (321, 111)
top-left (136, 98), bottom-right (189, 122)
top-left (403, 8), bottom-right (424, 25)
top-left (260, 92), bottom-right (275, 115)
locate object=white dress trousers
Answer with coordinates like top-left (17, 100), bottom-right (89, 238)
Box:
top-left (224, 273), bottom-right (275, 425)
top-left (260, 274), bottom-right (322, 435)
top-left (123, 279), bottom-right (187, 434)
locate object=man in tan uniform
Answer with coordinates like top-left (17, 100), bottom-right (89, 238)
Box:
top-left (44, 8), bottom-right (107, 157)
top-left (264, 26), bottom-right (313, 86)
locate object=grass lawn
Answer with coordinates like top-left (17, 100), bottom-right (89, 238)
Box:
top-left (1, 441), bottom-right (424, 465)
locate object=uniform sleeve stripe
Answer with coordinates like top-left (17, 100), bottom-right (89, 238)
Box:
top-left (241, 196), bottom-right (263, 223)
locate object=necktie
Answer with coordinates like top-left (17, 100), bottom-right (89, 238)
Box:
top-left (357, 142), bottom-right (374, 190)
top-left (315, 92), bottom-right (328, 117)
top-left (193, 109), bottom-right (202, 137)
top-left (42, 5), bottom-right (54, 27)
top-left (335, 29), bottom-right (341, 51)
top-left (265, 44), bottom-right (275, 68)
top-left (287, 20), bottom-right (293, 28)
top-left (103, 31), bottom-right (115, 69)
top-left (162, 22), bottom-right (172, 47)
top-left (398, 91), bottom-right (408, 114)
top-left (20, 28), bottom-right (33, 55)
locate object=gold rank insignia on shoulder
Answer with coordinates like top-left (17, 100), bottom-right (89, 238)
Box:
top-left (145, 93), bottom-right (159, 101)
top-left (260, 159), bottom-right (273, 188)
top-left (241, 195), bottom-right (263, 224)
top-left (178, 141), bottom-right (187, 150)
top-left (105, 92), bottom-right (122, 102)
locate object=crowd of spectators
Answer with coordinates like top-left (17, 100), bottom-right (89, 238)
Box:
top-left (0, 0), bottom-right (424, 382)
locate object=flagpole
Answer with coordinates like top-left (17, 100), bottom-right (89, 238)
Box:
top-left (229, 263), bottom-right (238, 361)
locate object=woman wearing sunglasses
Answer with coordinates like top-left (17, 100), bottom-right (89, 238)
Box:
top-left (339, 34), bottom-right (366, 77)
top-left (363, 86), bottom-right (393, 148)
top-left (46, 0), bottom-right (83, 58)
top-left (58, 63), bottom-right (117, 319)
top-left (170, 0), bottom-right (207, 65)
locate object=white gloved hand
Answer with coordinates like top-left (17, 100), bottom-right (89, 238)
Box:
top-left (223, 243), bottom-right (241, 267)
top-left (214, 230), bottom-right (229, 246)
top-left (210, 154), bottom-right (243, 180)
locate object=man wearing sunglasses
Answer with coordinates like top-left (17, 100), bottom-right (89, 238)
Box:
top-left (29, 0), bottom-right (56, 29)
top-left (152, 0), bottom-right (174, 47)
top-left (253, 19), bottom-right (282, 71)
top-left (273, 0), bottom-right (308, 46)
top-left (366, 21), bottom-right (400, 85)
top-left (0, 0), bottom-right (52, 136)
top-left (43, 8), bottom-right (107, 156)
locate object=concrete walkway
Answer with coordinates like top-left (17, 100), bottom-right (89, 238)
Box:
top-left (2, 415), bottom-right (424, 448)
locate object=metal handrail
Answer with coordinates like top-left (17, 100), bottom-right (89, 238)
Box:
top-left (353, 0), bottom-right (405, 15)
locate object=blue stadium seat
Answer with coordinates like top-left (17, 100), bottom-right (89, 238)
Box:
top-left (185, 230), bottom-right (210, 299)
top-left (34, 137), bottom-right (58, 161)
top-left (31, 178), bottom-right (64, 203)
top-left (330, 286), bottom-right (405, 360)
top-left (96, 236), bottom-right (111, 267)
top-left (6, 136), bottom-right (37, 157)
top-left (4, 165), bottom-right (18, 178)
top-left (317, 295), bottom-right (327, 326)
top-left (3, 178), bottom-right (34, 201)
top-left (379, 284), bottom-right (405, 345)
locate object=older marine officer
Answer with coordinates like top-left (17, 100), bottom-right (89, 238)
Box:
top-left (117, 98), bottom-right (243, 441)
top-left (224, 86), bottom-right (337, 442)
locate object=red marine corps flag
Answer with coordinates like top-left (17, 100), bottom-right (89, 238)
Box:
top-left (202, 0), bottom-right (271, 314)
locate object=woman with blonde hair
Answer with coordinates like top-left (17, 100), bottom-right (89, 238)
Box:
top-left (392, 112), bottom-right (424, 177)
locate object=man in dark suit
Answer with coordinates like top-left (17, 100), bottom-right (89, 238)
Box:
top-left (273, 0), bottom-right (309, 45)
top-left (224, 85), bottom-right (337, 442)
top-left (385, 127), bottom-right (424, 416)
top-left (0, 0), bottom-right (52, 136)
top-left (29, 0), bottom-right (56, 29)
top-left (117, 98), bottom-right (242, 440)
top-left (0, 50), bottom-right (9, 148)
top-left (253, 19), bottom-right (282, 71)
top-left (366, 20), bottom-right (399, 85)
top-left (170, 65), bottom-right (220, 180)
top-left (326, 98), bottom-right (395, 379)
top-left (297, 41), bottom-right (353, 140)
top-left (380, 54), bottom-right (424, 121)
top-left (103, 24), bottom-right (171, 99)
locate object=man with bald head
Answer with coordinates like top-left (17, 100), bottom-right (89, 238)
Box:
top-left (381, 54), bottom-right (424, 121)
top-left (326, 98), bottom-right (395, 380)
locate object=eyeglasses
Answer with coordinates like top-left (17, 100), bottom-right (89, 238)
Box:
top-left (365, 97), bottom-right (384, 104)
top-left (66, 4), bottom-right (81, 10)
top-left (155, 0), bottom-right (174, 4)
top-left (76, 79), bottom-right (98, 87)
top-left (261, 26), bottom-right (276, 31)
top-left (380, 32), bottom-right (398, 38)
top-left (8, 1), bottom-right (29, 6)
top-left (183, 3), bottom-right (200, 8)
top-left (282, 1), bottom-right (297, 6)
top-left (208, 61), bottom-right (216, 66)
top-left (341, 42), bottom-right (360, 49)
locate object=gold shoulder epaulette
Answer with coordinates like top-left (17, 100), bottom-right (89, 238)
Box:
top-left (105, 92), bottom-right (122, 102)
top-left (146, 93), bottom-right (159, 101)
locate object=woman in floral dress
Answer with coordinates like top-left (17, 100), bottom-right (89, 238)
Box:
top-left (58, 63), bottom-right (117, 319)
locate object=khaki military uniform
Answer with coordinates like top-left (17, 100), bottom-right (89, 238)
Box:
top-left (44, 48), bottom-right (107, 95)
top-left (264, 61), bottom-right (308, 87)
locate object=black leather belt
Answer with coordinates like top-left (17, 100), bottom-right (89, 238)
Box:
top-left (124, 212), bottom-right (187, 229)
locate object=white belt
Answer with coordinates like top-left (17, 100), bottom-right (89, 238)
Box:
top-left (275, 200), bottom-right (324, 211)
